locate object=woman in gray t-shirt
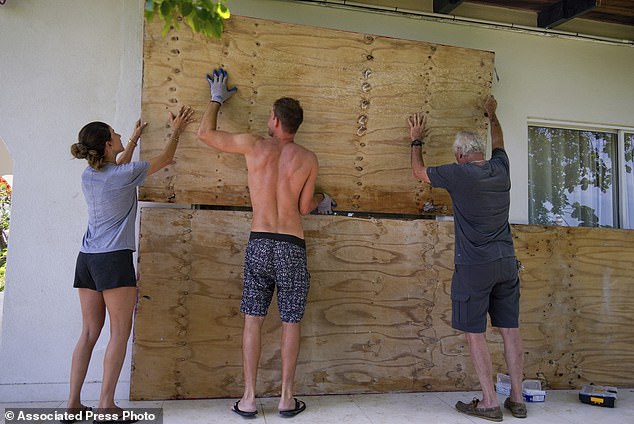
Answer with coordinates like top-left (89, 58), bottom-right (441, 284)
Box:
top-left (65, 106), bottom-right (193, 421)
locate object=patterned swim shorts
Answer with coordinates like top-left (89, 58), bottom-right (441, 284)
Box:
top-left (241, 232), bottom-right (310, 323)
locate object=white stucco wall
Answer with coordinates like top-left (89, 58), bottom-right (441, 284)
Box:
top-left (0, 0), bottom-right (632, 402)
top-left (0, 0), bottom-right (144, 401)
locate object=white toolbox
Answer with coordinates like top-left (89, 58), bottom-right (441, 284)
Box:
top-left (495, 373), bottom-right (546, 402)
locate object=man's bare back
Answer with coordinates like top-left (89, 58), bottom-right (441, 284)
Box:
top-left (197, 89), bottom-right (323, 239)
top-left (246, 137), bottom-right (318, 239)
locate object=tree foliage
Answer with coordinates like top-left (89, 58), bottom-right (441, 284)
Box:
top-left (0, 177), bottom-right (10, 292)
top-left (145, 0), bottom-right (230, 38)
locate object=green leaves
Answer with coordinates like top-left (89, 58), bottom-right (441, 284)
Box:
top-left (0, 178), bottom-right (9, 292)
top-left (144, 0), bottom-right (230, 39)
top-left (216, 2), bottom-right (230, 19)
top-left (180, 2), bottom-right (193, 17)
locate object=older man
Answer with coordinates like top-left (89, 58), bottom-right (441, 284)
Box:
top-left (409, 95), bottom-right (526, 422)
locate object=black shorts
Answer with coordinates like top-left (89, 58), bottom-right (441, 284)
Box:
top-left (241, 232), bottom-right (310, 323)
top-left (74, 250), bottom-right (137, 292)
top-left (451, 257), bottom-right (520, 333)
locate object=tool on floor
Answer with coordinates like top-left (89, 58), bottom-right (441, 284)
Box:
top-left (579, 385), bottom-right (617, 408)
top-left (495, 373), bottom-right (546, 402)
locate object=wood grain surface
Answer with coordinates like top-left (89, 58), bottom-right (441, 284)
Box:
top-left (139, 15), bottom-right (494, 214)
top-left (130, 209), bottom-right (634, 400)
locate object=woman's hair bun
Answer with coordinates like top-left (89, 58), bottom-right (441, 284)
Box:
top-left (73, 121), bottom-right (111, 170)
top-left (70, 142), bottom-right (89, 159)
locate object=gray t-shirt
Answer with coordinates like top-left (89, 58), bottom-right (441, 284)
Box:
top-left (427, 148), bottom-right (515, 265)
top-left (80, 161), bottom-right (150, 253)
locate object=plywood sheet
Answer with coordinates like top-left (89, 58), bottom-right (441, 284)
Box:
top-left (514, 225), bottom-right (634, 389)
top-left (131, 209), bottom-right (634, 400)
top-left (131, 209), bottom-right (468, 399)
top-left (139, 16), bottom-right (494, 214)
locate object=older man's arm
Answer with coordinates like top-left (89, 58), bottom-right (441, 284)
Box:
top-left (409, 112), bottom-right (431, 184)
top-left (485, 95), bottom-right (504, 151)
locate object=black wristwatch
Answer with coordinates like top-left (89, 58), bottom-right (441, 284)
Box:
top-left (411, 139), bottom-right (424, 147)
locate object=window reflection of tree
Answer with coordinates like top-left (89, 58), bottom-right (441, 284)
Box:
top-left (528, 126), bottom-right (617, 227)
top-left (624, 133), bottom-right (634, 228)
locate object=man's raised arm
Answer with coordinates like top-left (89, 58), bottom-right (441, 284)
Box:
top-left (409, 112), bottom-right (431, 184)
top-left (484, 95), bottom-right (504, 151)
top-left (197, 68), bottom-right (255, 154)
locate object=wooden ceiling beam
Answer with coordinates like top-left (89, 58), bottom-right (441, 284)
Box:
top-left (433, 0), bottom-right (465, 14)
top-left (596, 5), bottom-right (634, 19)
top-left (538, 0), bottom-right (599, 28)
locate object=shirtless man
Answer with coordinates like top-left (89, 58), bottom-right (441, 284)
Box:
top-left (197, 68), bottom-right (334, 419)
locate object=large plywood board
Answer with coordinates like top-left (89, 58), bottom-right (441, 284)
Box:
top-left (140, 16), bottom-right (494, 214)
top-left (131, 209), bottom-right (634, 400)
top-left (513, 225), bottom-right (634, 389)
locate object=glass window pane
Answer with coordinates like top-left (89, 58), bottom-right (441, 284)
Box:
top-left (624, 133), bottom-right (634, 229)
top-left (528, 126), bottom-right (617, 227)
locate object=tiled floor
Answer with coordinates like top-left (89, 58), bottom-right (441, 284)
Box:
top-left (2, 389), bottom-right (633, 423)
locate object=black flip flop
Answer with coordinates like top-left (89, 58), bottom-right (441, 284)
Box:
top-left (232, 400), bottom-right (257, 418)
top-left (279, 398), bottom-right (306, 418)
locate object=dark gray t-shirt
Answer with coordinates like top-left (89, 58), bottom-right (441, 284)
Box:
top-left (427, 148), bottom-right (515, 265)
top-left (80, 161), bottom-right (150, 253)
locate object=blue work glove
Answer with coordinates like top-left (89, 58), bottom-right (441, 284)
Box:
top-left (315, 193), bottom-right (337, 215)
top-left (206, 68), bottom-right (237, 104)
